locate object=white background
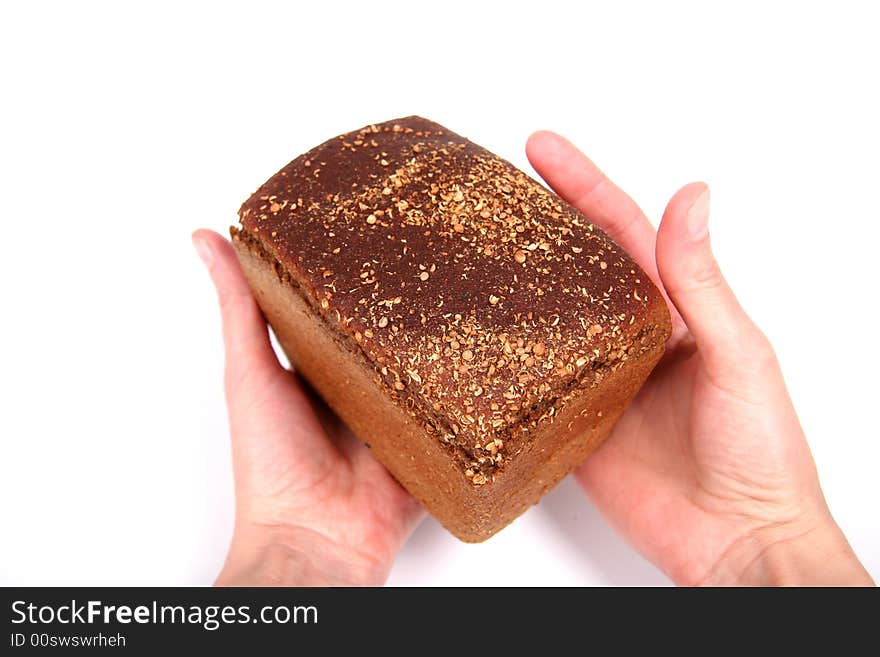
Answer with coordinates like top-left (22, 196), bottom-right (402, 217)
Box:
top-left (1, 1), bottom-right (877, 586)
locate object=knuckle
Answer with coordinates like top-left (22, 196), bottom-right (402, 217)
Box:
top-left (722, 326), bottom-right (778, 377)
top-left (604, 204), bottom-right (644, 240)
top-left (746, 330), bottom-right (778, 368)
top-left (688, 256), bottom-right (724, 291)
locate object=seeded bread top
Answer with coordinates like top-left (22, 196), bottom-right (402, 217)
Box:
top-left (237, 116), bottom-right (669, 481)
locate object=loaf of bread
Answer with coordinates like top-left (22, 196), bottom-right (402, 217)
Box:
top-left (231, 116), bottom-right (671, 541)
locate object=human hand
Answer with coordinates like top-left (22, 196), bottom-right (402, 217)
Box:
top-left (527, 132), bottom-right (873, 586)
top-left (193, 230), bottom-right (422, 586)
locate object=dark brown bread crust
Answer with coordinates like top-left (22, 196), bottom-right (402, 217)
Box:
top-left (236, 116), bottom-right (670, 490)
top-left (232, 235), bottom-right (666, 541)
top-left (232, 117), bottom-right (671, 538)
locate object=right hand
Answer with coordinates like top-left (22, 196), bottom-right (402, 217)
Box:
top-left (527, 131), bottom-right (873, 586)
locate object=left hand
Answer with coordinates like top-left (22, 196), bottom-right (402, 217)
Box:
top-left (193, 229), bottom-right (423, 586)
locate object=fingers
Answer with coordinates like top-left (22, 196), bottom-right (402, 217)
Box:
top-left (192, 229), bottom-right (280, 389)
top-left (526, 130), bottom-right (688, 345)
top-left (656, 184), bottom-right (770, 374)
top-left (526, 130), bottom-right (660, 279)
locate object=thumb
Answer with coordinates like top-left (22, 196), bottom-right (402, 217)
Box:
top-left (194, 229), bottom-right (344, 492)
top-left (656, 184), bottom-right (770, 375)
top-left (192, 229), bottom-right (280, 392)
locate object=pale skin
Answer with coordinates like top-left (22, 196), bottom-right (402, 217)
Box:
top-left (193, 131), bottom-right (873, 586)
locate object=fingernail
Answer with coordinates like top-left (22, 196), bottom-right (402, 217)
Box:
top-left (687, 187), bottom-right (711, 239)
top-left (192, 234), bottom-right (213, 268)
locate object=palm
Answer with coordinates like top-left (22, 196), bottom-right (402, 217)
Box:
top-left (231, 367), bottom-right (422, 584)
top-left (576, 341), bottom-right (788, 584)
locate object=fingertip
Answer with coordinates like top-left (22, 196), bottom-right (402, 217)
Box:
top-left (685, 181), bottom-right (710, 197)
top-left (685, 184), bottom-right (711, 241)
top-left (662, 183), bottom-right (710, 226)
top-left (192, 228), bottom-right (249, 306)
top-left (529, 130), bottom-right (576, 170)
top-left (526, 129), bottom-right (568, 160)
top-left (657, 182), bottom-right (711, 255)
top-left (686, 181), bottom-right (710, 204)
top-left (525, 131), bottom-right (545, 164)
top-left (526, 129), bottom-right (561, 149)
top-left (193, 229), bottom-right (241, 272)
top-left (191, 230), bottom-right (215, 269)
top-left (192, 228), bottom-right (229, 250)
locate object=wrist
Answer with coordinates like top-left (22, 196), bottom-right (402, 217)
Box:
top-left (702, 512), bottom-right (873, 587)
top-left (215, 540), bottom-right (312, 587)
top-left (215, 524), bottom-right (390, 587)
